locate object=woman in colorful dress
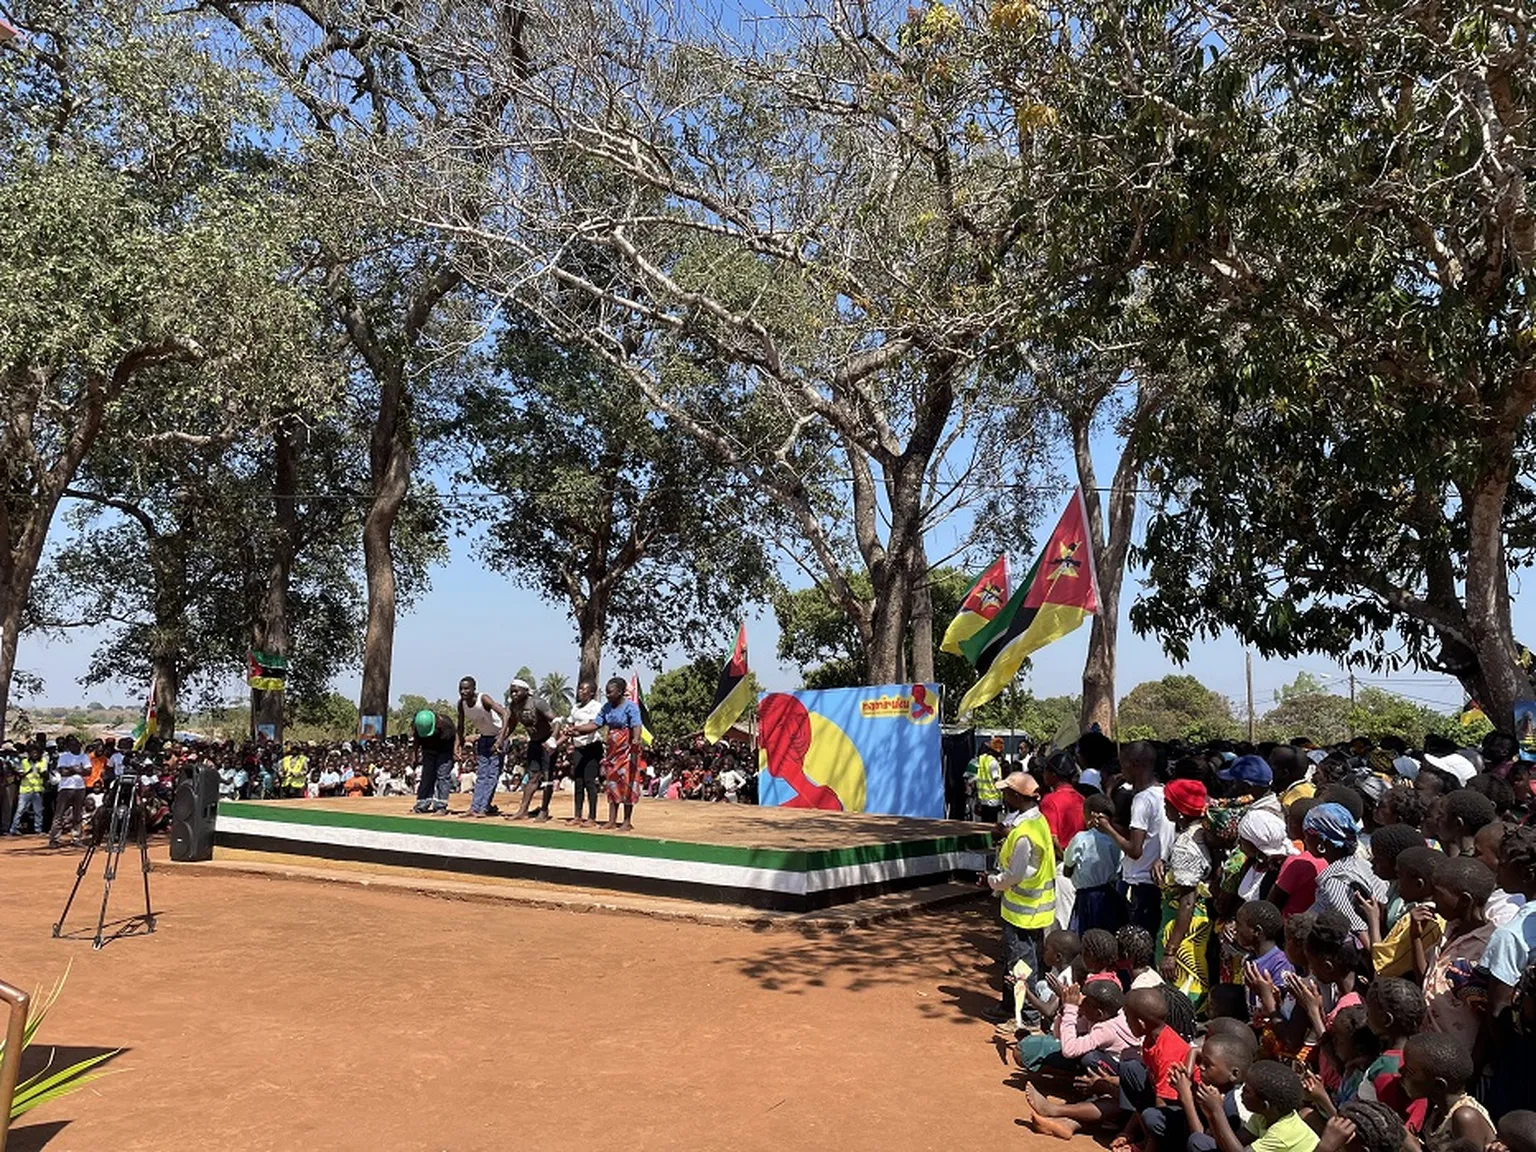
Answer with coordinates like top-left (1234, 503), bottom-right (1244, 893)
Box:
top-left (1158, 777), bottom-right (1213, 1010)
top-left (571, 677), bottom-right (644, 832)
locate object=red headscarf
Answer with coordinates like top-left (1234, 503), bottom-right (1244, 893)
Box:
top-left (1165, 778), bottom-right (1208, 818)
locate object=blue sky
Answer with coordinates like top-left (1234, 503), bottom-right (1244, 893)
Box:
top-left (13, 423), bottom-right (1494, 720)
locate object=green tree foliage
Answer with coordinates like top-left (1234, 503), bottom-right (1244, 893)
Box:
top-left (459, 318), bottom-right (771, 685)
top-left (0, 0), bottom-right (326, 736)
top-left (1117, 675), bottom-right (1240, 743)
top-left (773, 566), bottom-right (982, 717)
top-left (389, 693), bottom-right (458, 736)
top-left (538, 673), bottom-right (574, 717)
top-left (646, 660), bottom-right (763, 743)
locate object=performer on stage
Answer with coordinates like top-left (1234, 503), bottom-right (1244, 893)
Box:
top-left (457, 676), bottom-right (510, 818)
top-left (411, 708), bottom-right (458, 815)
top-left (504, 678), bottom-right (558, 821)
top-left (563, 680), bottom-right (603, 826)
top-left (569, 677), bottom-right (643, 832)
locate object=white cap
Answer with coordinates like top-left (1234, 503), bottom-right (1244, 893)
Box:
top-left (1424, 751), bottom-right (1477, 784)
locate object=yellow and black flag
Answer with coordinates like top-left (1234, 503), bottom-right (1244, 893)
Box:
top-left (958, 490), bottom-right (1101, 715)
top-left (704, 624), bottom-right (752, 744)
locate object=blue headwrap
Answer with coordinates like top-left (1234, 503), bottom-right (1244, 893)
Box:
top-left (1301, 801), bottom-right (1358, 850)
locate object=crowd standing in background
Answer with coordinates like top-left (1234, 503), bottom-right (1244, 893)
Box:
top-left (0, 691), bottom-right (758, 844)
top-left (968, 727), bottom-right (1536, 1152)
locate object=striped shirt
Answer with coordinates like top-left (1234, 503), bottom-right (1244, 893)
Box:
top-left (1310, 856), bottom-right (1386, 933)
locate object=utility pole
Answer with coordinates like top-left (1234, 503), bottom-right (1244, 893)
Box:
top-left (1348, 672), bottom-right (1357, 738)
top-left (1245, 651), bottom-right (1255, 743)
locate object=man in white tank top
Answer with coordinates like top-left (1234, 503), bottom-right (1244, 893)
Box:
top-left (458, 676), bottom-right (510, 817)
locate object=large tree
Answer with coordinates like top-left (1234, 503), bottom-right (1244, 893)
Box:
top-left (986, 0), bottom-right (1536, 727)
top-left (211, 0), bottom-right (504, 732)
top-left (0, 0), bottom-right (324, 738)
top-left (390, 0), bottom-right (1044, 684)
top-left (457, 319), bottom-right (772, 685)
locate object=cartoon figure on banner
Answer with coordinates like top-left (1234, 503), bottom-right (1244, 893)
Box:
top-left (758, 693), bottom-right (867, 811)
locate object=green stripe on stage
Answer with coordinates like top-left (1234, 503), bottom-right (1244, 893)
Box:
top-left (216, 801), bottom-right (991, 873)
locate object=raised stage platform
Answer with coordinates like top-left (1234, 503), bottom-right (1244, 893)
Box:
top-left (213, 798), bottom-right (992, 912)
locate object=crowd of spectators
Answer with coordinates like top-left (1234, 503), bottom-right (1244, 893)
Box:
top-left (0, 727), bottom-right (760, 842)
top-left (976, 726), bottom-right (1536, 1152)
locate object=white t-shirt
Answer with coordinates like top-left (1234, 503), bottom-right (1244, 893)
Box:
top-left (1120, 784), bottom-right (1172, 885)
top-left (568, 699), bottom-right (603, 747)
top-left (56, 751), bottom-right (88, 790)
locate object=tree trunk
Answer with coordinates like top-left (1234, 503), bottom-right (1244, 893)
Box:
top-left (358, 371), bottom-right (412, 733)
top-left (147, 531), bottom-right (186, 739)
top-left (252, 423), bottom-right (300, 743)
top-left (0, 594), bottom-right (20, 744)
top-left (576, 592), bottom-right (607, 689)
top-left (1070, 400), bottom-right (1140, 737)
top-left (910, 543), bottom-right (935, 684)
top-left (1459, 464), bottom-right (1532, 728)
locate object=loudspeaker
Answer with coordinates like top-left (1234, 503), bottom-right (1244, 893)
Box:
top-left (170, 766), bottom-right (220, 862)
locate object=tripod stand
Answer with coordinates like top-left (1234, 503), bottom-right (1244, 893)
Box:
top-left (53, 774), bottom-right (157, 949)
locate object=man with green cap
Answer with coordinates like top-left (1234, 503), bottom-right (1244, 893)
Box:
top-left (410, 707), bottom-right (459, 815)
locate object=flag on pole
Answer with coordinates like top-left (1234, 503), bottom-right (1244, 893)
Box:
top-left (628, 674), bottom-right (655, 747)
top-left (131, 676), bottom-right (159, 750)
top-left (941, 553), bottom-right (1011, 657)
top-left (958, 489), bottom-right (1101, 716)
top-left (704, 624), bottom-right (752, 744)
top-left (246, 648), bottom-right (289, 692)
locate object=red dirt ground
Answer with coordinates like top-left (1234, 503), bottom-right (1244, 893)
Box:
top-left (1, 838), bottom-right (1062, 1152)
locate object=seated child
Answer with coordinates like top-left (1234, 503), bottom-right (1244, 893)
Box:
top-left (1314, 1100), bottom-right (1407, 1152)
top-left (1356, 976), bottom-right (1425, 1113)
top-left (1020, 986), bottom-right (1186, 1145)
top-left (1365, 846), bottom-right (1444, 980)
top-left (1082, 929), bottom-right (1123, 987)
top-left (1020, 930), bottom-right (1083, 1032)
top-left (1400, 1032), bottom-right (1493, 1148)
top-left (1237, 900), bottom-right (1293, 1015)
top-left (1193, 1059), bottom-right (1319, 1152)
top-left (1118, 924), bottom-right (1165, 991)
top-left (1015, 979), bottom-right (1136, 1075)
top-left (1171, 1031), bottom-right (1256, 1152)
top-left (1301, 1006), bottom-right (1379, 1114)
top-left (1493, 1111), bottom-right (1536, 1152)
top-left (1066, 795), bottom-right (1127, 932)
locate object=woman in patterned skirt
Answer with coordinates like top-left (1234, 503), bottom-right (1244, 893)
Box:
top-left (570, 677), bottom-right (644, 832)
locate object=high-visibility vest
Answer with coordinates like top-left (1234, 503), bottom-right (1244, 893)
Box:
top-left (998, 810), bottom-right (1057, 929)
top-left (18, 757), bottom-right (45, 794)
top-left (280, 754), bottom-right (309, 787)
top-left (973, 753), bottom-right (1001, 804)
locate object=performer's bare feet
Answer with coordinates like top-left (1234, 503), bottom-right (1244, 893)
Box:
top-left (616, 821), bottom-right (633, 832)
top-left (598, 821), bottom-right (617, 829)
top-left (505, 811), bottom-right (527, 820)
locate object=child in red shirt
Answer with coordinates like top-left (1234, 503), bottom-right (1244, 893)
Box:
top-left (1022, 985), bottom-right (1191, 1148)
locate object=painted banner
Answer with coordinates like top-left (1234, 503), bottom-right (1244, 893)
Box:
top-left (757, 682), bottom-right (944, 819)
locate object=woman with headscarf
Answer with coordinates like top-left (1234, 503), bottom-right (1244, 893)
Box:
top-left (1158, 777), bottom-right (1212, 1009)
top-left (1303, 801), bottom-right (1387, 934)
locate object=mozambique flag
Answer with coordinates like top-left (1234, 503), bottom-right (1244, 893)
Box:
top-left (958, 489), bottom-right (1100, 715)
top-left (704, 624), bottom-right (752, 744)
top-left (941, 553), bottom-right (1010, 657)
top-left (131, 675), bottom-right (159, 750)
top-left (628, 674), bottom-right (655, 747)
top-left (246, 648), bottom-right (289, 692)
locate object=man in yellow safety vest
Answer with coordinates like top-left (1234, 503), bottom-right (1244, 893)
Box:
top-left (983, 771), bottom-right (1056, 1023)
top-left (7, 737), bottom-right (48, 836)
top-left (968, 735), bottom-right (1005, 823)
top-left (279, 743), bottom-right (310, 799)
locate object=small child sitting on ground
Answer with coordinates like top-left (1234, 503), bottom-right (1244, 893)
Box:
top-left (1118, 925), bottom-right (1164, 991)
top-left (1193, 1058), bottom-right (1319, 1152)
top-left (1014, 979), bottom-right (1136, 1076)
top-left (1082, 929), bottom-right (1122, 986)
top-left (1171, 1031), bottom-right (1256, 1152)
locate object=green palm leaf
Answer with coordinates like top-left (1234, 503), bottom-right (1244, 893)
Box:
top-left (0, 964), bottom-right (123, 1121)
